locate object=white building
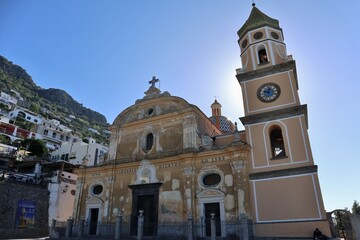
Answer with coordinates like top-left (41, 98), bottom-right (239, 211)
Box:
top-left (8, 107), bottom-right (43, 124)
top-left (51, 139), bottom-right (108, 166)
top-left (35, 119), bottom-right (81, 150)
top-left (87, 127), bottom-right (100, 135)
top-left (0, 115), bottom-right (10, 124)
top-left (0, 91), bottom-right (18, 107)
top-left (48, 169), bottom-right (78, 225)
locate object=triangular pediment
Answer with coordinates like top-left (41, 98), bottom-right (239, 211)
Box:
top-left (197, 189), bottom-right (225, 198)
top-left (86, 196), bottom-right (103, 205)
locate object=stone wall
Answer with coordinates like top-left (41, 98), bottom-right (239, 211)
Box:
top-left (0, 181), bottom-right (49, 239)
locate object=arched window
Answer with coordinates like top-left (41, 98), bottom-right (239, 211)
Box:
top-left (270, 127), bottom-right (286, 158)
top-left (258, 48), bottom-right (269, 64)
top-left (146, 133), bottom-right (154, 151)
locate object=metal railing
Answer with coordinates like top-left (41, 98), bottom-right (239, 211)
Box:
top-left (54, 216), bottom-right (250, 240)
top-left (0, 171), bottom-right (49, 187)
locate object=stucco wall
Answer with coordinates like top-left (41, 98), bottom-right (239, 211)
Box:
top-left (0, 182), bottom-right (49, 239)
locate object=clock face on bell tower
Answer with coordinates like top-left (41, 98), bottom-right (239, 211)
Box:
top-left (257, 82), bottom-right (281, 103)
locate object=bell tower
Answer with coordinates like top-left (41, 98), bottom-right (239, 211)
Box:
top-left (236, 4), bottom-right (331, 238)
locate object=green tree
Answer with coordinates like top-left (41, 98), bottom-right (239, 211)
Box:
top-left (0, 102), bottom-right (9, 110)
top-left (29, 103), bottom-right (40, 113)
top-left (352, 200), bottom-right (360, 214)
top-left (0, 134), bottom-right (11, 145)
top-left (13, 116), bottom-right (35, 131)
top-left (21, 139), bottom-right (48, 157)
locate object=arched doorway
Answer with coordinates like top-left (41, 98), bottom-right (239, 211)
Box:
top-left (197, 189), bottom-right (226, 238)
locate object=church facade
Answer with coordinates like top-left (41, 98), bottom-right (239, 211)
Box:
top-left (71, 5), bottom-right (331, 239)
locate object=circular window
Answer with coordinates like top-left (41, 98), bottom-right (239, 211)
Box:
top-left (254, 32), bottom-right (263, 40)
top-left (92, 185), bottom-right (103, 195)
top-left (202, 173), bottom-right (221, 186)
top-left (241, 39), bottom-right (248, 48)
top-left (271, 32), bottom-right (280, 39)
top-left (71, 190), bottom-right (76, 196)
top-left (146, 108), bottom-right (155, 117)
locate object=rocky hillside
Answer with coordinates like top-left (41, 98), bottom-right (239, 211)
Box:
top-left (0, 55), bottom-right (109, 144)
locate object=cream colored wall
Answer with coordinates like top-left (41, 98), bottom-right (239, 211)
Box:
top-left (249, 173), bottom-right (330, 237)
top-left (237, 11), bottom-right (330, 239)
top-left (254, 220), bottom-right (331, 238)
top-left (285, 116), bottom-right (313, 163)
top-left (57, 181), bottom-right (77, 221)
top-left (246, 115), bottom-right (312, 172)
top-left (239, 27), bottom-right (286, 72)
top-left (250, 174), bottom-right (323, 222)
top-left (48, 171), bottom-right (77, 225)
top-left (272, 41), bottom-right (288, 63)
top-left (241, 71), bottom-right (299, 115)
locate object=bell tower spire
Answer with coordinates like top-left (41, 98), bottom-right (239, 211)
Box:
top-left (237, 5), bottom-right (289, 73)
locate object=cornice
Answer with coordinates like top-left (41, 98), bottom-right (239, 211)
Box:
top-left (240, 104), bottom-right (308, 127)
top-left (236, 60), bottom-right (298, 89)
top-left (249, 165), bottom-right (318, 180)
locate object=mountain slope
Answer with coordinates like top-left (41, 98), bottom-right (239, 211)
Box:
top-left (36, 88), bottom-right (106, 123)
top-left (0, 55), bottom-right (109, 143)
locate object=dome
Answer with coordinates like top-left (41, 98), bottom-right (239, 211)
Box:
top-left (237, 5), bottom-right (281, 40)
top-left (209, 99), bottom-right (235, 134)
top-left (209, 115), bottom-right (235, 134)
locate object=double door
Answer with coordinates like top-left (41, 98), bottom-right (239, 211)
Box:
top-left (129, 183), bottom-right (162, 237)
top-left (130, 194), bottom-right (157, 236)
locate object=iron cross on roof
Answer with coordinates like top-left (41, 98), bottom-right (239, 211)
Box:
top-left (149, 76), bottom-right (159, 88)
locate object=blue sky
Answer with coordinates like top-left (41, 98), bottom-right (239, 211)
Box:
top-left (1, 0), bottom-right (359, 212)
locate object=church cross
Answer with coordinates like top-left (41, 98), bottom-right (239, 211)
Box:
top-left (149, 76), bottom-right (159, 88)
